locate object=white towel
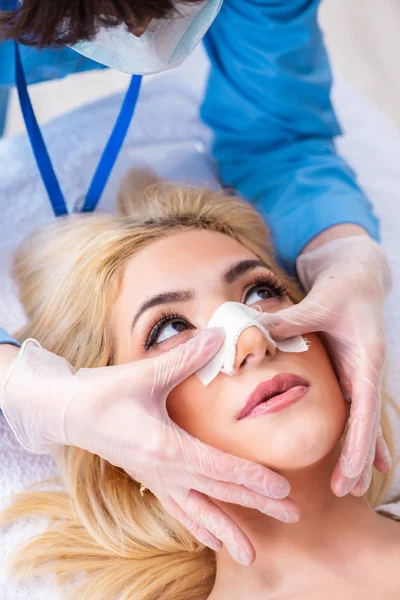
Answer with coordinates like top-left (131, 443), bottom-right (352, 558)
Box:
top-left (1, 45), bottom-right (400, 597)
top-left (0, 419), bottom-right (59, 599)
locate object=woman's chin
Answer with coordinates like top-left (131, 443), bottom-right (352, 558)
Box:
top-left (228, 387), bottom-right (347, 472)
top-left (245, 425), bottom-right (346, 473)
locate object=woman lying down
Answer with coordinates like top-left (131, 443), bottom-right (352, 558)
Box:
top-left (1, 170), bottom-right (400, 600)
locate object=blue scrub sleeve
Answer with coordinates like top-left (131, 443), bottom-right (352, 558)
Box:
top-left (0, 328), bottom-right (20, 414)
top-left (0, 41), bottom-right (106, 87)
top-left (201, 0), bottom-right (380, 274)
top-left (0, 328), bottom-right (20, 348)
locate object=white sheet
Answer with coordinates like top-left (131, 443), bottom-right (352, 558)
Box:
top-left (0, 45), bottom-right (400, 598)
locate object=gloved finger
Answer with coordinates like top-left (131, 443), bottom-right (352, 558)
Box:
top-left (148, 327), bottom-right (224, 393)
top-left (258, 297), bottom-right (335, 341)
top-left (340, 374), bottom-right (380, 479)
top-left (350, 441), bottom-right (375, 497)
top-left (161, 496), bottom-right (222, 552)
top-left (350, 467), bottom-right (372, 497)
top-left (373, 425), bottom-right (392, 473)
top-left (173, 488), bottom-right (256, 566)
top-left (159, 430), bottom-right (291, 499)
top-left (330, 458), bottom-right (361, 497)
top-left (329, 349), bottom-right (352, 401)
top-left (190, 474), bottom-right (300, 522)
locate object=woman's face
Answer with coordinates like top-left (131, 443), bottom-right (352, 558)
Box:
top-left (112, 229), bottom-right (346, 471)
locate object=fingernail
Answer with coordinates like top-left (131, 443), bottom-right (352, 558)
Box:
top-left (350, 478), bottom-right (367, 497)
top-left (269, 480), bottom-right (291, 499)
top-left (337, 478), bottom-right (357, 497)
top-left (341, 455), bottom-right (362, 479)
top-left (235, 548), bottom-right (253, 566)
top-left (202, 327), bottom-right (225, 347)
top-left (380, 457), bottom-right (392, 474)
top-left (351, 483), bottom-right (366, 498)
top-left (384, 452), bottom-right (392, 471)
top-left (380, 441), bottom-right (392, 472)
top-left (281, 511), bottom-right (300, 524)
top-left (192, 328), bottom-right (224, 359)
top-left (358, 469), bottom-right (373, 496)
top-left (208, 541), bottom-right (223, 552)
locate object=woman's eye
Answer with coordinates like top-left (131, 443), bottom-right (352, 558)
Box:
top-left (155, 319), bottom-right (188, 344)
top-left (245, 286), bottom-right (275, 306)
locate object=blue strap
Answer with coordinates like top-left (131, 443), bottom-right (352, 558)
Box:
top-left (14, 43), bottom-right (68, 216)
top-left (82, 74), bottom-right (142, 213)
top-left (0, 87), bottom-right (10, 138)
top-left (14, 42), bottom-right (142, 216)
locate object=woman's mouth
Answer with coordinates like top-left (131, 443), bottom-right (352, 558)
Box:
top-left (238, 373), bottom-right (310, 420)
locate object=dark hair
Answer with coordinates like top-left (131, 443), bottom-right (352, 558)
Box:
top-left (0, 0), bottom-right (205, 48)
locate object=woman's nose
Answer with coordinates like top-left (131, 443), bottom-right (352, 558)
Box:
top-left (234, 326), bottom-right (276, 373)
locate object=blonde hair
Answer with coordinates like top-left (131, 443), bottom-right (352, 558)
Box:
top-left (0, 170), bottom-right (397, 599)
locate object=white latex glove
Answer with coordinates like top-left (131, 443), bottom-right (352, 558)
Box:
top-left (263, 236), bottom-right (393, 498)
top-left (0, 330), bottom-right (299, 566)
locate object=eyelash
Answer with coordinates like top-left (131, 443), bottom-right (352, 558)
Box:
top-left (143, 273), bottom-right (288, 351)
top-left (142, 309), bottom-right (192, 351)
top-left (244, 273), bottom-right (288, 302)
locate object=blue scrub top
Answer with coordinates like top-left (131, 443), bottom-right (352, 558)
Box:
top-left (0, 41), bottom-right (106, 87)
top-left (0, 0), bottom-right (379, 276)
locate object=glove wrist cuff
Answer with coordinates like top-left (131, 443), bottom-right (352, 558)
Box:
top-left (1, 339), bottom-right (73, 454)
top-left (296, 236), bottom-right (392, 295)
top-left (2, 339), bottom-right (42, 401)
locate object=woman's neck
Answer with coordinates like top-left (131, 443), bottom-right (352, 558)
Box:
top-left (208, 446), bottom-right (386, 599)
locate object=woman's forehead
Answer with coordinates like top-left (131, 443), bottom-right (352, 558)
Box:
top-left (127, 229), bottom-right (258, 278)
top-left (118, 229), bottom-right (260, 306)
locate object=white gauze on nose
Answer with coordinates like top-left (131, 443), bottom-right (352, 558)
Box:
top-left (196, 302), bottom-right (308, 386)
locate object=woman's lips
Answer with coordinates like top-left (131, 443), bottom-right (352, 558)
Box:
top-left (238, 373), bottom-right (310, 420)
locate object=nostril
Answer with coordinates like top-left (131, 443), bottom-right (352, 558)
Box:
top-left (240, 353), bottom-right (255, 369)
top-left (235, 326), bottom-right (275, 373)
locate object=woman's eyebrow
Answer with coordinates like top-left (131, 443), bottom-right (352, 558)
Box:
top-left (223, 259), bottom-right (273, 284)
top-left (130, 260), bottom-right (271, 332)
top-left (130, 290), bottom-right (194, 332)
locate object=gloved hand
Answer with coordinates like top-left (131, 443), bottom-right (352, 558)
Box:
top-left (264, 236), bottom-right (393, 498)
top-left (0, 329), bottom-right (299, 566)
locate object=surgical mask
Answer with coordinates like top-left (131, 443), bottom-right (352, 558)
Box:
top-left (197, 303), bottom-right (308, 386)
top-left (72, 0), bottom-right (223, 75)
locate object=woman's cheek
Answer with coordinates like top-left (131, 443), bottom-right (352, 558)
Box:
top-left (166, 376), bottom-right (232, 454)
top-left (305, 333), bottom-right (347, 426)
top-left (166, 375), bottom-right (210, 435)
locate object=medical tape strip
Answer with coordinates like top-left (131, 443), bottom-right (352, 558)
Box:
top-left (196, 302), bottom-right (308, 386)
